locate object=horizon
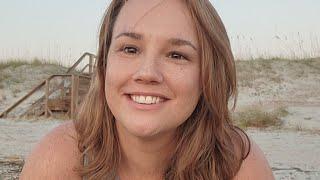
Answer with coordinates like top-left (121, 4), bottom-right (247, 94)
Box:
top-left (0, 0), bottom-right (319, 65)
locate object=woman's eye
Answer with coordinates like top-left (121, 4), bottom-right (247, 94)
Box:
top-left (169, 52), bottom-right (187, 60)
top-left (121, 46), bottom-right (138, 54)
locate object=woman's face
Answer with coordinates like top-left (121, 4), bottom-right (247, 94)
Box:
top-left (105, 0), bottom-right (201, 138)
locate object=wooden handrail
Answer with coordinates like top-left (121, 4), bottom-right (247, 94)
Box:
top-left (0, 74), bottom-right (91, 118)
top-left (66, 53), bottom-right (86, 73)
top-left (0, 80), bottom-right (47, 118)
top-left (66, 52), bottom-right (96, 74)
top-left (0, 52), bottom-right (95, 118)
top-left (80, 64), bottom-right (89, 73)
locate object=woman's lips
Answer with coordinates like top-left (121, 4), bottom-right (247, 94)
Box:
top-left (125, 94), bottom-right (168, 111)
top-left (125, 92), bottom-right (170, 100)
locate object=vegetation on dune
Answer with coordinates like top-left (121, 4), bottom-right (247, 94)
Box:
top-left (232, 106), bottom-right (289, 129)
top-left (0, 58), bottom-right (67, 90)
top-left (233, 58), bottom-right (319, 129)
top-left (235, 57), bottom-right (320, 88)
top-left (0, 58), bottom-right (65, 70)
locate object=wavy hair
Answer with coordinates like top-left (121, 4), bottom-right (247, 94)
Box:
top-left (74, 0), bottom-right (250, 179)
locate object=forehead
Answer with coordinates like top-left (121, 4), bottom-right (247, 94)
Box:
top-left (113, 0), bottom-right (198, 45)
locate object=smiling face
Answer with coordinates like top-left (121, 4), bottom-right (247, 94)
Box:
top-left (105, 0), bottom-right (201, 138)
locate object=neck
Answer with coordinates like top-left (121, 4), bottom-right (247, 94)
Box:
top-left (116, 124), bottom-right (176, 179)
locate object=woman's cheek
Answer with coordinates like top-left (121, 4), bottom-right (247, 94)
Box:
top-left (170, 65), bottom-right (200, 92)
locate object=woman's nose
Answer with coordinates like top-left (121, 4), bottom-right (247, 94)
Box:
top-left (132, 58), bottom-right (163, 85)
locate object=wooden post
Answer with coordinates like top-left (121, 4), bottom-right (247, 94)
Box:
top-left (89, 55), bottom-right (93, 75)
top-left (71, 75), bottom-right (79, 119)
top-left (45, 79), bottom-right (49, 117)
top-left (60, 78), bottom-right (65, 99)
top-left (71, 75), bottom-right (75, 119)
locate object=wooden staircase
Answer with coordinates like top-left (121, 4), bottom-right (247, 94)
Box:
top-left (0, 52), bottom-right (96, 119)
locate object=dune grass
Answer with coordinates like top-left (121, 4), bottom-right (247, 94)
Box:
top-left (0, 58), bottom-right (65, 70)
top-left (233, 106), bottom-right (289, 129)
top-left (235, 57), bottom-right (320, 88)
top-left (0, 58), bottom-right (67, 89)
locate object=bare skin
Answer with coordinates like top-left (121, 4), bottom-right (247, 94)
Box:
top-left (20, 121), bottom-right (82, 180)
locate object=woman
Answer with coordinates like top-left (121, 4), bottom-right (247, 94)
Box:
top-left (20, 0), bottom-right (274, 179)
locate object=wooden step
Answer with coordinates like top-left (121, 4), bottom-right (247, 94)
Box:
top-left (48, 98), bottom-right (71, 112)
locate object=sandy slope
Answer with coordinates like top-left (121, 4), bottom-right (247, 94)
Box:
top-left (0, 59), bottom-right (319, 179)
top-left (235, 59), bottom-right (320, 131)
top-left (249, 129), bottom-right (320, 179)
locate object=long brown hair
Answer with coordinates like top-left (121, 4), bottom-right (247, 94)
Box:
top-left (74, 0), bottom-right (250, 179)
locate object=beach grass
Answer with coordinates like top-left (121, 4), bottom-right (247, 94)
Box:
top-left (0, 58), bottom-right (67, 89)
top-left (0, 58), bottom-right (65, 70)
top-left (233, 106), bottom-right (289, 129)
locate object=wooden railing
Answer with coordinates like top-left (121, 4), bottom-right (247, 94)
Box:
top-left (0, 80), bottom-right (46, 118)
top-left (66, 52), bottom-right (96, 75)
top-left (42, 74), bottom-right (90, 119)
top-left (0, 52), bottom-right (95, 119)
top-left (0, 74), bottom-right (90, 118)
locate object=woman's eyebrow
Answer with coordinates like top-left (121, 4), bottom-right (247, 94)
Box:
top-left (115, 32), bottom-right (143, 40)
top-left (169, 38), bottom-right (197, 51)
top-left (114, 32), bottom-right (197, 51)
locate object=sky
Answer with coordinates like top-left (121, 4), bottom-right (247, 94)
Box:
top-left (0, 0), bottom-right (319, 64)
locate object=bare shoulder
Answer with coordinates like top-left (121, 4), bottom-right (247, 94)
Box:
top-left (20, 120), bottom-right (81, 180)
top-left (233, 137), bottom-right (275, 180)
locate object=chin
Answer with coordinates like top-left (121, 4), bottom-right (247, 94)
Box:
top-left (131, 123), bottom-right (162, 138)
top-left (119, 118), bottom-right (164, 138)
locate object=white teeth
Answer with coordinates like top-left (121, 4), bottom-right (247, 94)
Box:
top-left (138, 96), bottom-right (145, 103)
top-left (130, 95), bottom-right (163, 104)
top-left (146, 96), bottom-right (152, 104)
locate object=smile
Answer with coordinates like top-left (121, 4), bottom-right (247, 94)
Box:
top-left (125, 92), bottom-right (170, 110)
top-left (130, 95), bottom-right (164, 105)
